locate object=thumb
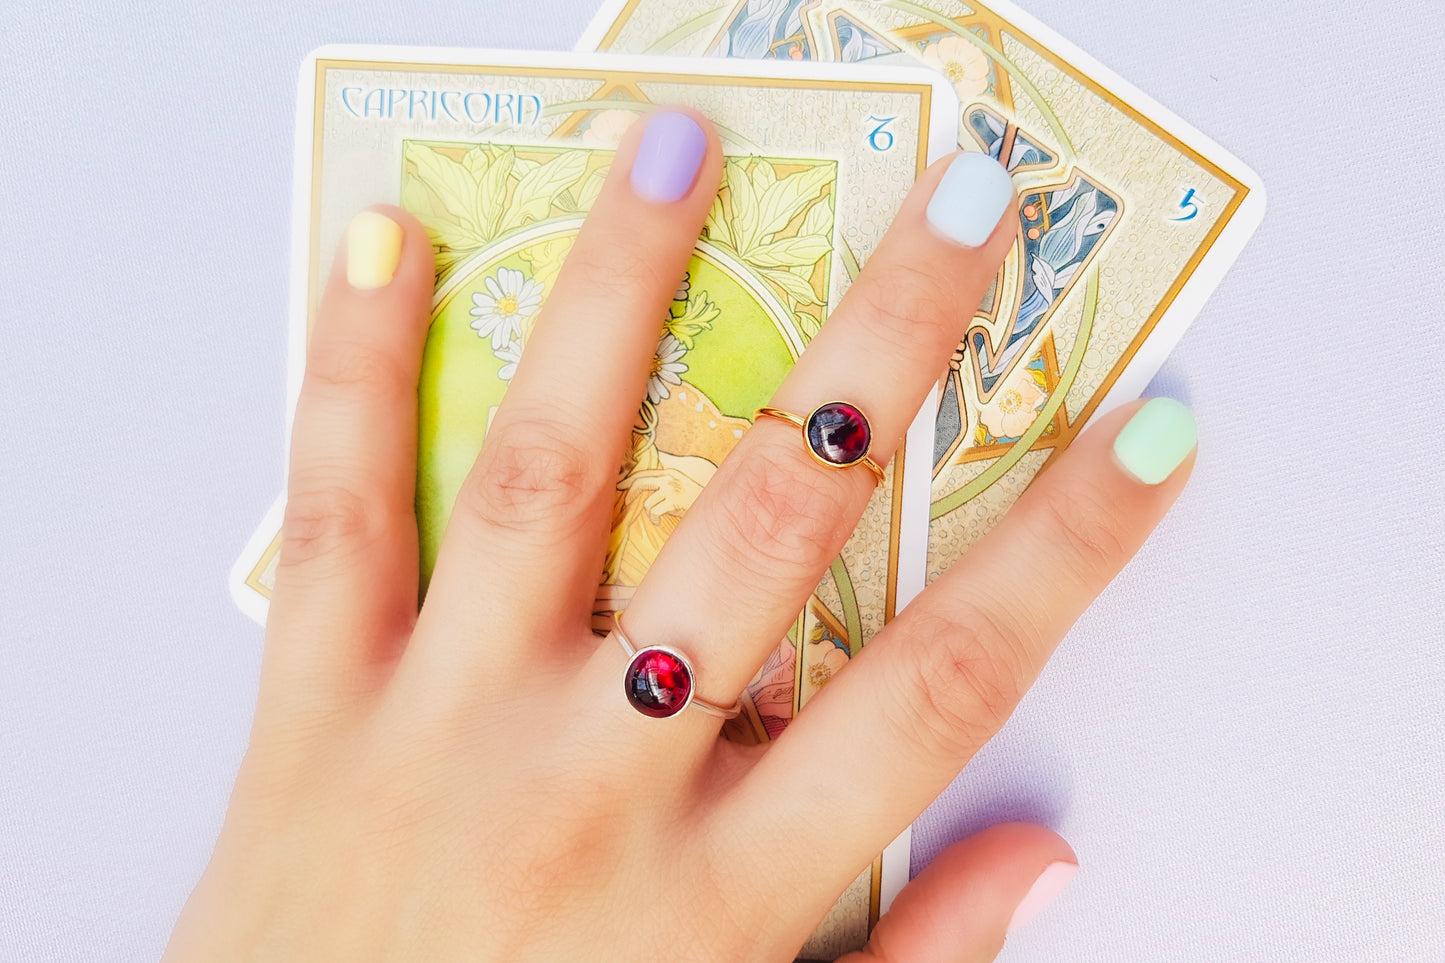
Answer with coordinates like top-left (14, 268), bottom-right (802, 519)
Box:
top-left (837, 823), bottom-right (1078, 963)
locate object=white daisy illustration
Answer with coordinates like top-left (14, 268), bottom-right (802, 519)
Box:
top-left (495, 339), bottom-right (523, 382)
top-left (470, 267), bottom-right (544, 350)
top-left (646, 333), bottom-right (688, 404)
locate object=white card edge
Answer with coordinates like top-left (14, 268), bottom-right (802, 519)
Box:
top-left (228, 492), bottom-right (286, 627)
top-left (575, 0), bottom-right (634, 52)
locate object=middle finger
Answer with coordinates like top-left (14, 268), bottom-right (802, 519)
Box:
top-left (600, 151), bottom-right (1018, 730)
top-left (417, 108), bottom-right (722, 668)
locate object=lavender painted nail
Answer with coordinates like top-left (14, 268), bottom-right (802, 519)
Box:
top-left (630, 111), bottom-right (707, 203)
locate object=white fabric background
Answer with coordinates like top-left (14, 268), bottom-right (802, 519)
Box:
top-left (1, 1), bottom-right (1441, 959)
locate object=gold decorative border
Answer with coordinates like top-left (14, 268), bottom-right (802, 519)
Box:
top-left (244, 531), bottom-right (281, 598)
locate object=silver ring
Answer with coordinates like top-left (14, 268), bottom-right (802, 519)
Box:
top-left (614, 613), bottom-right (740, 720)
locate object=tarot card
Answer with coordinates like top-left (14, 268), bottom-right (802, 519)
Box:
top-left (580, 0), bottom-right (1266, 588)
top-left (230, 44), bottom-right (959, 953)
top-left (580, 5), bottom-right (1263, 956)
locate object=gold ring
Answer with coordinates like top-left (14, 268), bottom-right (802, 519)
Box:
top-left (754, 402), bottom-right (885, 484)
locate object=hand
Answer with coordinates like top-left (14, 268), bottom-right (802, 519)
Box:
top-left (617, 459), bottom-right (713, 522)
top-left (167, 108), bottom-right (1196, 962)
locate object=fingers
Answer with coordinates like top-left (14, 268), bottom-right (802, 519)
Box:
top-left (603, 151), bottom-right (1017, 727)
top-left (732, 398), bottom-right (1197, 880)
top-left (417, 108), bottom-right (722, 666)
top-left (269, 207), bottom-right (434, 691)
top-left (837, 824), bottom-right (1077, 963)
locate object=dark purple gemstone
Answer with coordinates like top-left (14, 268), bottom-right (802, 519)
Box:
top-left (805, 402), bottom-right (871, 467)
top-left (624, 647), bottom-right (693, 718)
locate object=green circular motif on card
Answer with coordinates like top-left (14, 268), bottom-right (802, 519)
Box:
top-left (415, 222), bottom-right (806, 590)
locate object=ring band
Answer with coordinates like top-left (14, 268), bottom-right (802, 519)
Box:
top-left (614, 613), bottom-right (740, 720)
top-left (754, 401), bottom-right (885, 483)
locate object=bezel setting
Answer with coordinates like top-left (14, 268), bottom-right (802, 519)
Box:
top-left (623, 644), bottom-right (697, 719)
top-left (803, 400), bottom-right (873, 469)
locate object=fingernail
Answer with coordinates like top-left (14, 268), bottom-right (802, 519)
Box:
top-left (1112, 397), bottom-right (1199, 485)
top-left (1007, 860), bottom-right (1078, 933)
top-left (925, 152), bottom-right (1015, 248)
top-left (346, 210), bottom-right (403, 290)
top-left (630, 110), bottom-right (707, 204)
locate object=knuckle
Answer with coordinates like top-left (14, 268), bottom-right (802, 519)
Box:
top-left (279, 483), bottom-right (388, 570)
top-left (459, 416), bottom-right (603, 536)
top-left (888, 603), bottom-right (1030, 758)
top-left (710, 444), bottom-right (849, 573)
top-left (1028, 483), bottom-right (1130, 584)
top-left (848, 259), bottom-right (956, 353)
top-left (304, 337), bottom-right (410, 400)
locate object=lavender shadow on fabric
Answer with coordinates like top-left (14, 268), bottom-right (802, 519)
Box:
top-left (909, 722), bottom-right (1074, 876)
top-left (1143, 358), bottom-right (1193, 408)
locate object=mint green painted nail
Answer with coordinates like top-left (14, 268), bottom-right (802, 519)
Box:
top-left (1112, 398), bottom-right (1197, 485)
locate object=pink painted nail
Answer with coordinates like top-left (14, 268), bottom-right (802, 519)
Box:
top-left (1007, 861), bottom-right (1078, 933)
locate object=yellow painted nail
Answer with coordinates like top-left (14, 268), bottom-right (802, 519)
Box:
top-left (345, 210), bottom-right (403, 290)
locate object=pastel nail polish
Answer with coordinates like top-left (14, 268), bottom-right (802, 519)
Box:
top-left (1112, 397), bottom-right (1199, 485)
top-left (346, 210), bottom-right (403, 290)
top-left (925, 152), bottom-right (1016, 247)
top-left (630, 111), bottom-right (707, 203)
top-left (1007, 860), bottom-right (1078, 933)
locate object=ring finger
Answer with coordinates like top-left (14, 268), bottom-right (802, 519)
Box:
top-left (596, 151), bottom-right (1018, 731)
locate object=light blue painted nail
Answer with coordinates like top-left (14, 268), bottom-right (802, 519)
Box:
top-left (1112, 398), bottom-right (1198, 485)
top-left (630, 111), bottom-right (707, 204)
top-left (925, 152), bottom-right (1015, 248)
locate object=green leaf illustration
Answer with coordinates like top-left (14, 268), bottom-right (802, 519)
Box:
top-left (663, 291), bottom-right (720, 350)
top-left (749, 158), bottom-right (777, 195)
top-left (703, 192), bottom-right (733, 248)
top-left (745, 234), bottom-right (832, 270)
top-left (762, 267), bottom-right (821, 305)
top-left (573, 166), bottom-right (609, 212)
top-left (799, 189), bottom-right (834, 240)
top-left (404, 143), bottom-right (481, 237)
top-left (476, 146), bottom-right (515, 239)
top-left (510, 155), bottom-right (541, 179)
top-left (503, 151), bottom-right (589, 232)
top-left (755, 164), bottom-right (834, 241)
top-left (725, 159), bottom-right (757, 252)
top-left (795, 310), bottom-right (822, 340)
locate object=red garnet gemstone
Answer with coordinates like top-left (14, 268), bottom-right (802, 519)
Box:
top-left (805, 402), bottom-right (871, 467)
top-left (624, 647), bottom-right (694, 718)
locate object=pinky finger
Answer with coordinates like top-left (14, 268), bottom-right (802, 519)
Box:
top-left (838, 823), bottom-right (1077, 963)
